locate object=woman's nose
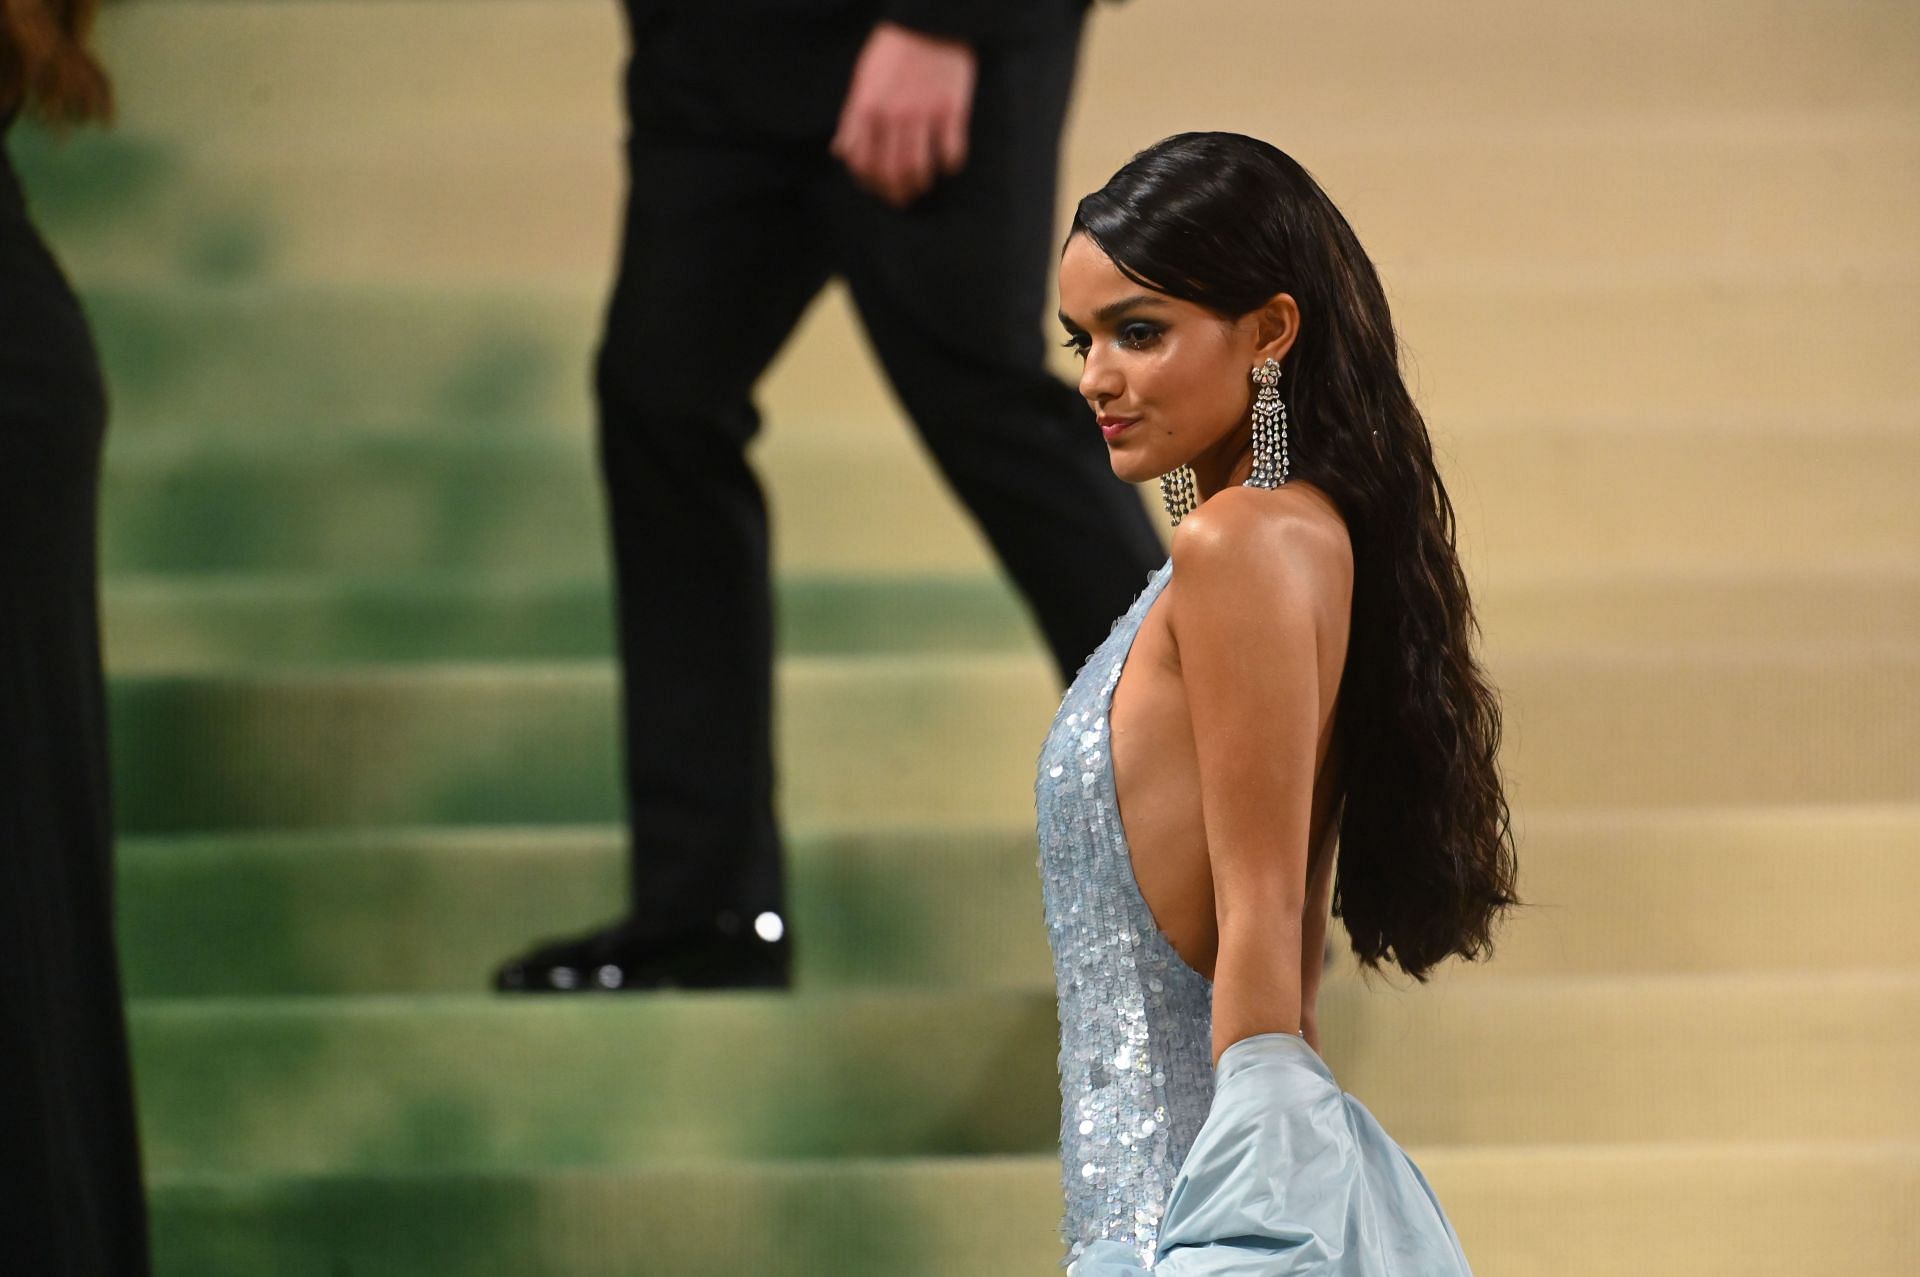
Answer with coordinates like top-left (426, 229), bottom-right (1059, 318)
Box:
top-left (1079, 347), bottom-right (1121, 406)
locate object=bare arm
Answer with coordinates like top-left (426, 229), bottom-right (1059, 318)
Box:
top-left (1297, 827), bottom-right (1338, 1055)
top-left (1168, 493), bottom-right (1344, 1066)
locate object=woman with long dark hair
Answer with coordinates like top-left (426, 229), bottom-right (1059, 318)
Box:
top-left (1036, 132), bottom-right (1516, 1273)
top-left (2, 6), bottom-right (152, 1274)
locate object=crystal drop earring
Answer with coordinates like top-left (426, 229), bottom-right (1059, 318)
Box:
top-left (1247, 356), bottom-right (1289, 490)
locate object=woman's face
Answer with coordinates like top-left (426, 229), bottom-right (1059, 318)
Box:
top-left (1057, 232), bottom-right (1292, 487)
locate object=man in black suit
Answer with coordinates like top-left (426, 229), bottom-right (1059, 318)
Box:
top-left (495, 0), bottom-right (1163, 993)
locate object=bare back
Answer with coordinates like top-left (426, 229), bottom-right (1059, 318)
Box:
top-left (1107, 481), bottom-right (1352, 1040)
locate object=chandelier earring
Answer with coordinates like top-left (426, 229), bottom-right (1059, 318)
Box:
top-left (1159, 464), bottom-right (1197, 524)
top-left (1161, 356), bottom-right (1288, 525)
top-left (1247, 356), bottom-right (1289, 489)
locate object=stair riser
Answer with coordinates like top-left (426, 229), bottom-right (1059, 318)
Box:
top-left (99, 577), bottom-right (1031, 670)
top-left (1455, 807), bottom-right (1920, 979)
top-left (28, 131), bottom-right (1918, 286)
top-left (129, 976), bottom-right (1920, 1174)
top-left (116, 829), bottom-right (1053, 998)
top-left (99, 573), bottom-right (1920, 672)
top-left (132, 995), bottom-right (1063, 1174)
top-left (86, 1), bottom-right (1920, 148)
top-left (98, 429), bottom-right (1920, 576)
top-left (148, 1161), bottom-right (1063, 1277)
top-left (145, 1148), bottom-right (1920, 1277)
top-left (107, 651), bottom-right (1920, 832)
top-left (76, 281), bottom-right (1920, 440)
top-left (117, 810), bottom-right (1920, 998)
top-left (1430, 1145), bottom-right (1920, 1277)
top-left (1327, 976), bottom-right (1920, 1149)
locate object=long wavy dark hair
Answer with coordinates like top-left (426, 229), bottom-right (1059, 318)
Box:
top-left (1071, 132), bottom-right (1517, 980)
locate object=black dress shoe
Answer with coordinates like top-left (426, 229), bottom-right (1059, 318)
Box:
top-left (493, 910), bottom-right (792, 993)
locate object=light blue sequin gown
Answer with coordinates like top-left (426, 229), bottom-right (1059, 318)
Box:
top-left (1034, 557), bottom-right (1473, 1275)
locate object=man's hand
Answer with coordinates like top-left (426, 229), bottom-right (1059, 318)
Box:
top-left (830, 22), bottom-right (977, 209)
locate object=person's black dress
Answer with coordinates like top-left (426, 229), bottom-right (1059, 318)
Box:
top-left (0, 105), bottom-right (153, 1276)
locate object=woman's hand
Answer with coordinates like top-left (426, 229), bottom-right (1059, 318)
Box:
top-left (830, 22), bottom-right (977, 209)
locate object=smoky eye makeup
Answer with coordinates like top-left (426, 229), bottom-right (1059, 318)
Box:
top-left (1056, 303), bottom-right (1166, 358)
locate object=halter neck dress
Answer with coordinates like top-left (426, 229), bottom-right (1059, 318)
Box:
top-left (1034, 556), bottom-right (1474, 1275)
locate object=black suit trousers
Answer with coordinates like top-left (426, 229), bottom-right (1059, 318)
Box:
top-left (595, 0), bottom-right (1164, 934)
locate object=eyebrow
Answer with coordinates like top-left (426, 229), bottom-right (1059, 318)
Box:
top-left (1058, 293), bottom-right (1170, 331)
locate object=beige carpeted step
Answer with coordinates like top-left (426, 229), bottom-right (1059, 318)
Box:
top-left (106, 643), bottom-right (1920, 831)
top-left (93, 417), bottom-right (1920, 579)
top-left (113, 805), bottom-right (1920, 997)
top-left (1475, 568), bottom-right (1920, 652)
top-left (91, 1), bottom-right (1919, 146)
top-left (1320, 970), bottom-right (1920, 1147)
top-left (36, 125), bottom-right (1918, 286)
top-left (751, 274), bottom-right (1920, 442)
top-left (750, 422), bottom-right (1920, 577)
top-left (1454, 805), bottom-right (1920, 978)
top-left (143, 1143), bottom-right (1920, 1277)
top-left (129, 973), bottom-right (1920, 1174)
top-left (1427, 1141), bottom-right (1920, 1277)
top-left (95, 567), bottom-right (1920, 673)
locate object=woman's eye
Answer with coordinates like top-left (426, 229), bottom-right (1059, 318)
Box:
top-left (1059, 323), bottom-right (1156, 358)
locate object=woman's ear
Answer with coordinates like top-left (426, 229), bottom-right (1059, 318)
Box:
top-left (1253, 292), bottom-right (1301, 365)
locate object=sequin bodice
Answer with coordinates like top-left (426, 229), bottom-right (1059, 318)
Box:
top-left (1034, 556), bottom-right (1214, 1269)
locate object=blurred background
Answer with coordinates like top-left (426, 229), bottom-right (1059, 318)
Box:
top-left (12, 0), bottom-right (1918, 1272)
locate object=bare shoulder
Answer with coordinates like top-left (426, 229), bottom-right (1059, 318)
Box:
top-left (1169, 483), bottom-right (1353, 622)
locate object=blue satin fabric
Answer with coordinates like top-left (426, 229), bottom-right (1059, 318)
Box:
top-left (1069, 1033), bottom-right (1473, 1276)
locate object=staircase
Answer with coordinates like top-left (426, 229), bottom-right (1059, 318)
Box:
top-left (14, 0), bottom-right (1918, 1272)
